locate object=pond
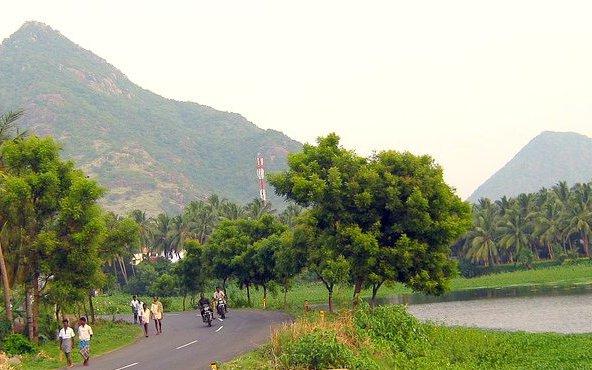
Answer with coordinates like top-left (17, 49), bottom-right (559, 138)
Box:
top-left (391, 284), bottom-right (592, 333)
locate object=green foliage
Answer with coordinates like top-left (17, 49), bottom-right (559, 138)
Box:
top-left (270, 134), bottom-right (471, 307)
top-left (3, 333), bottom-right (35, 355)
top-left (149, 273), bottom-right (179, 297)
top-left (0, 319), bottom-right (12, 343)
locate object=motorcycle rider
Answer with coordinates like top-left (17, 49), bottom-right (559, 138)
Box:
top-left (213, 287), bottom-right (227, 312)
top-left (198, 293), bottom-right (212, 317)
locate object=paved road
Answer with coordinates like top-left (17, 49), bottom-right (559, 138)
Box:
top-left (408, 293), bottom-right (592, 333)
top-left (84, 309), bottom-right (290, 370)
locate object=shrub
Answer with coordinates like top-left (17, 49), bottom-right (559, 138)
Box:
top-left (0, 319), bottom-right (12, 343)
top-left (354, 304), bottom-right (427, 355)
top-left (3, 333), bottom-right (35, 355)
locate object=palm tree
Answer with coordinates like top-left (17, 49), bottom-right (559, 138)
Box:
top-left (464, 204), bottom-right (500, 266)
top-left (152, 213), bottom-right (175, 258)
top-left (0, 110), bottom-right (27, 330)
top-left (534, 197), bottom-right (563, 259)
top-left (563, 184), bottom-right (592, 257)
top-left (246, 198), bottom-right (275, 219)
top-left (183, 201), bottom-right (218, 244)
top-left (280, 204), bottom-right (303, 227)
top-left (498, 208), bottom-right (531, 263)
top-left (219, 201), bottom-right (245, 220)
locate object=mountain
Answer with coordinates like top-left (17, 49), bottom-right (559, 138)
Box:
top-left (468, 131), bottom-right (592, 202)
top-left (0, 21), bottom-right (302, 214)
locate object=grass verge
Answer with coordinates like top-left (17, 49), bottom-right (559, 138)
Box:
top-left (224, 305), bottom-right (592, 370)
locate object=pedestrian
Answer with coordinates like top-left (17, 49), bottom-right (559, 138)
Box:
top-left (130, 295), bottom-right (141, 324)
top-left (58, 318), bottom-right (75, 368)
top-left (151, 296), bottom-right (163, 334)
top-left (141, 303), bottom-right (151, 337)
top-left (77, 316), bottom-right (93, 367)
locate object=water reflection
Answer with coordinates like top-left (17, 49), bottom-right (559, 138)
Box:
top-left (378, 283), bottom-right (592, 305)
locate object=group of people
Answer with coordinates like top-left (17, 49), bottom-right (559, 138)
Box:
top-left (130, 296), bottom-right (164, 337)
top-left (57, 316), bottom-right (93, 368)
top-left (198, 287), bottom-right (227, 318)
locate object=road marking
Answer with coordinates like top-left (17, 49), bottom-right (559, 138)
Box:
top-left (218, 318), bottom-right (224, 322)
top-left (114, 363), bottom-right (138, 370)
top-left (168, 313), bottom-right (180, 316)
top-left (175, 340), bottom-right (198, 350)
top-left (215, 325), bottom-right (223, 332)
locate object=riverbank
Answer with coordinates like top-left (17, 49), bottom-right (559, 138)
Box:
top-left (20, 321), bottom-right (141, 369)
top-left (223, 305), bottom-right (592, 369)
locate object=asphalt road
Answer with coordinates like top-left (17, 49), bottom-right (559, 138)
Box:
top-left (83, 309), bottom-right (290, 370)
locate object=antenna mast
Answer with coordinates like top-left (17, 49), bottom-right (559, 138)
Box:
top-left (256, 153), bottom-right (267, 203)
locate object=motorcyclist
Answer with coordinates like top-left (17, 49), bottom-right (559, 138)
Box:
top-left (198, 293), bottom-right (211, 316)
top-left (213, 287), bottom-right (227, 312)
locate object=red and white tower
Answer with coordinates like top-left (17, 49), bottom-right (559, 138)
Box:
top-left (256, 154), bottom-right (267, 203)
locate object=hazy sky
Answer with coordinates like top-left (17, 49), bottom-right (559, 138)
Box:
top-left (2, 1), bottom-right (592, 198)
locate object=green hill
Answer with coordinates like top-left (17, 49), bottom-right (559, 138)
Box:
top-left (468, 131), bottom-right (592, 201)
top-left (0, 21), bottom-right (301, 214)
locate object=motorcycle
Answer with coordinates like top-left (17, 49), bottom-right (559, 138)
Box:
top-left (201, 304), bottom-right (214, 327)
top-left (216, 298), bottom-right (226, 319)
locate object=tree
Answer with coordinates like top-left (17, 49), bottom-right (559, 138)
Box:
top-left (464, 201), bottom-right (500, 266)
top-left (174, 240), bottom-right (208, 309)
top-left (0, 136), bottom-right (105, 339)
top-left (102, 214), bottom-right (141, 285)
top-left (270, 134), bottom-right (471, 307)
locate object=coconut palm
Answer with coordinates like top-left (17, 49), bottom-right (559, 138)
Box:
top-left (464, 203), bottom-right (500, 266)
top-left (246, 198), bottom-right (275, 219)
top-left (534, 196), bottom-right (564, 259)
top-left (498, 207), bottom-right (531, 262)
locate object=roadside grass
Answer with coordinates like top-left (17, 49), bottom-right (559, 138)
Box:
top-left (224, 305), bottom-right (592, 370)
top-left (20, 321), bottom-right (142, 370)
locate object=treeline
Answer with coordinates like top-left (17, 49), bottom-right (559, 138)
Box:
top-left (118, 134), bottom-right (472, 314)
top-left (459, 181), bottom-right (592, 267)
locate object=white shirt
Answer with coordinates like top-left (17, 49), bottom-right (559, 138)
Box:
top-left (58, 327), bottom-right (75, 340)
top-left (131, 299), bottom-right (141, 311)
top-left (214, 291), bottom-right (226, 300)
top-left (78, 324), bottom-right (93, 341)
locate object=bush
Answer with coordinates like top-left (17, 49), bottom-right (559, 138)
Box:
top-left (3, 333), bottom-right (35, 355)
top-left (0, 319), bottom-right (12, 343)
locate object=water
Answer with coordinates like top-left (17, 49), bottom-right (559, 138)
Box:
top-left (376, 282), bottom-right (592, 306)
top-left (391, 284), bottom-right (592, 333)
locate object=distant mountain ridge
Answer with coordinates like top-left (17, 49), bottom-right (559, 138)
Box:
top-left (0, 21), bottom-right (302, 214)
top-left (468, 131), bottom-right (592, 202)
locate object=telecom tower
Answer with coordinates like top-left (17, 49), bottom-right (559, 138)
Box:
top-left (256, 153), bottom-right (267, 203)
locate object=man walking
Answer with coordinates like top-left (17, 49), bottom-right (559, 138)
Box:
top-left (58, 319), bottom-right (75, 368)
top-left (77, 316), bottom-right (93, 366)
top-left (150, 296), bottom-right (163, 334)
top-left (130, 295), bottom-right (141, 324)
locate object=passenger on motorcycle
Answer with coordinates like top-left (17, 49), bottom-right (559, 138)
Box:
top-left (213, 287), bottom-right (227, 312)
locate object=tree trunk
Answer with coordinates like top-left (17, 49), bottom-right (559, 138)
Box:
top-left (283, 286), bottom-right (288, 308)
top-left (0, 239), bottom-right (14, 331)
top-left (25, 285), bottom-right (34, 341)
top-left (88, 292), bottom-right (95, 324)
top-left (222, 277), bottom-right (227, 295)
top-left (352, 278), bottom-right (364, 308)
top-left (583, 233), bottom-right (590, 257)
top-left (182, 293), bottom-right (186, 311)
top-left (547, 242), bottom-right (554, 260)
top-left (370, 281), bottom-right (383, 308)
top-left (328, 287), bottom-right (334, 313)
top-left (118, 257), bottom-right (128, 284)
top-left (263, 285), bottom-right (267, 309)
top-left (32, 271), bottom-right (40, 342)
top-left (246, 284), bottom-right (251, 307)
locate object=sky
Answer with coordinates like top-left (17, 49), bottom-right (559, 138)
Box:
top-left (2, 1), bottom-right (592, 198)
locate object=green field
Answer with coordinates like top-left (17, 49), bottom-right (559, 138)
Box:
top-left (20, 321), bottom-right (141, 369)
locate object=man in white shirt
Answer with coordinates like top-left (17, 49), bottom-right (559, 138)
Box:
top-left (77, 316), bottom-right (93, 366)
top-left (130, 295), bottom-right (141, 324)
top-left (58, 319), bottom-right (75, 368)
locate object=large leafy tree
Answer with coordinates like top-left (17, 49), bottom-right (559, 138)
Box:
top-left (0, 136), bottom-right (105, 341)
top-left (270, 134), bottom-right (471, 307)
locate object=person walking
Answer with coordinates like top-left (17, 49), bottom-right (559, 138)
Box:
top-left (130, 295), bottom-right (141, 324)
top-left (141, 303), bottom-right (151, 337)
top-left (77, 316), bottom-right (93, 367)
top-left (151, 296), bottom-right (163, 334)
top-left (58, 319), bottom-right (75, 368)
